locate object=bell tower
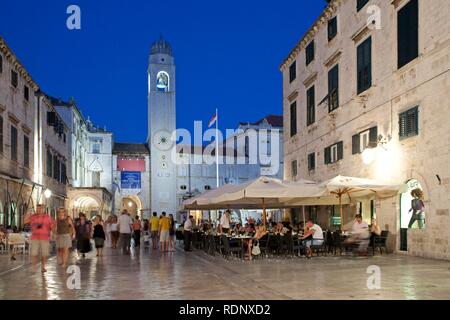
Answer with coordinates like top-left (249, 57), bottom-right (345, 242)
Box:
top-left (148, 35), bottom-right (177, 215)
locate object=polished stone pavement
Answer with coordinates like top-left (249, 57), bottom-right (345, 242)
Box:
top-left (1, 246), bottom-right (449, 300)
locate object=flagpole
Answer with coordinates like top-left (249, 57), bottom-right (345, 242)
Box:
top-left (215, 108), bottom-right (219, 188)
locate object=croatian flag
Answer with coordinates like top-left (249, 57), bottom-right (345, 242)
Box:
top-left (208, 112), bottom-right (217, 128)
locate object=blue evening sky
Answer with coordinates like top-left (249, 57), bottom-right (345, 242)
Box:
top-left (0, 0), bottom-right (326, 143)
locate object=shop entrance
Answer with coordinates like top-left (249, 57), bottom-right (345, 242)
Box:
top-left (400, 179), bottom-right (425, 251)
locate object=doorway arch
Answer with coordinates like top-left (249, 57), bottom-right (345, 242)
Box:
top-left (120, 195), bottom-right (143, 218)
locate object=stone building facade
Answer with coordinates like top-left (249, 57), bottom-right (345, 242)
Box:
top-left (0, 37), bottom-right (37, 229)
top-left (281, 0), bottom-right (450, 259)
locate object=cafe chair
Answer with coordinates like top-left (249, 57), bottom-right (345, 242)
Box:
top-left (372, 231), bottom-right (389, 255)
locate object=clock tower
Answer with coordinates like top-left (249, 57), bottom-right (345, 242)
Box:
top-left (148, 36), bottom-right (177, 215)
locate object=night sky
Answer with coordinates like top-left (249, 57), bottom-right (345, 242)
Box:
top-left (0, 0), bottom-right (326, 143)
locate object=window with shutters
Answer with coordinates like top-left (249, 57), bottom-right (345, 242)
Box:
top-left (398, 0), bottom-right (419, 69)
top-left (308, 153), bottom-right (315, 171)
top-left (399, 107), bottom-right (419, 139)
top-left (24, 85), bottom-right (29, 101)
top-left (290, 101), bottom-right (297, 137)
top-left (325, 141), bottom-right (343, 165)
top-left (23, 135), bottom-right (30, 168)
top-left (291, 160), bottom-right (298, 178)
top-left (47, 149), bottom-right (53, 177)
top-left (357, 37), bottom-right (372, 94)
top-left (61, 162), bottom-right (67, 184)
top-left (53, 155), bottom-right (59, 180)
top-left (307, 86), bottom-right (315, 126)
top-left (357, 0), bottom-right (369, 12)
top-left (306, 41), bottom-right (315, 66)
top-left (0, 116), bottom-right (3, 154)
top-left (328, 17), bottom-right (338, 41)
top-left (352, 126), bottom-right (378, 154)
top-left (10, 126), bottom-right (18, 161)
top-left (289, 61), bottom-right (297, 83)
top-left (328, 65), bottom-right (339, 112)
top-left (11, 70), bottom-right (18, 88)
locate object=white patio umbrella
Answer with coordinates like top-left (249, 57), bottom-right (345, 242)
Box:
top-left (183, 177), bottom-right (321, 225)
top-left (316, 175), bottom-right (403, 228)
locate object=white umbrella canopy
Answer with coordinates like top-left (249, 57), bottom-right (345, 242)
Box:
top-left (318, 175), bottom-right (403, 199)
top-left (315, 175), bottom-right (403, 228)
top-left (182, 177), bottom-right (322, 223)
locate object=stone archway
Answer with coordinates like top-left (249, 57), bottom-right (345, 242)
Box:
top-left (70, 195), bottom-right (101, 220)
top-left (120, 195), bottom-right (143, 218)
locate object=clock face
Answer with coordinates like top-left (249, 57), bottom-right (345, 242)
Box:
top-left (153, 130), bottom-right (173, 151)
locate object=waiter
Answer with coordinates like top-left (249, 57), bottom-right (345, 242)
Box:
top-left (219, 210), bottom-right (231, 234)
top-left (183, 215), bottom-right (194, 252)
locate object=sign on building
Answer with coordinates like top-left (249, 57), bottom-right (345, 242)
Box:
top-left (121, 171), bottom-right (141, 189)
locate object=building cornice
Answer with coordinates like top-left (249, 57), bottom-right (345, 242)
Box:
top-left (280, 0), bottom-right (342, 72)
top-left (0, 36), bottom-right (40, 92)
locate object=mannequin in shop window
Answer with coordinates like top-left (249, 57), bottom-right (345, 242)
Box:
top-left (408, 188), bottom-right (425, 229)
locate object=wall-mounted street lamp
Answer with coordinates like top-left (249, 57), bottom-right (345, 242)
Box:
top-left (44, 189), bottom-right (52, 199)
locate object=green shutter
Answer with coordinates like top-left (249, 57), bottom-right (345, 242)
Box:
top-left (324, 147), bottom-right (331, 165)
top-left (369, 126), bottom-right (378, 148)
top-left (337, 141), bottom-right (344, 161)
top-left (352, 134), bottom-right (360, 155)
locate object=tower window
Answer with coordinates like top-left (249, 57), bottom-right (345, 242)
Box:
top-left (156, 71), bottom-right (169, 92)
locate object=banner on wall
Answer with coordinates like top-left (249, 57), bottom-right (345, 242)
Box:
top-left (121, 171), bottom-right (141, 189)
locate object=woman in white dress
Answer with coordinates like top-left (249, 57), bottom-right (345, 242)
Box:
top-left (105, 216), bottom-right (113, 248)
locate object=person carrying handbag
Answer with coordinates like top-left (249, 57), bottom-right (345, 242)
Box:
top-left (76, 213), bottom-right (92, 258)
top-left (55, 208), bottom-right (75, 267)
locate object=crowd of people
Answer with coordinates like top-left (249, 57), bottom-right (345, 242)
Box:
top-left (4, 206), bottom-right (180, 273)
top-left (1, 205), bottom-right (386, 272)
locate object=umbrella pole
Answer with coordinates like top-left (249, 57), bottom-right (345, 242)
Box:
top-left (262, 198), bottom-right (267, 226)
top-left (339, 194), bottom-right (343, 230)
top-left (302, 206), bottom-right (306, 226)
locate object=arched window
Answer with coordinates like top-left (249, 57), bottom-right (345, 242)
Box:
top-left (156, 71), bottom-right (169, 92)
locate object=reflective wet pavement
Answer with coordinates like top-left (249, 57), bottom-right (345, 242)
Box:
top-left (1, 246), bottom-right (450, 300)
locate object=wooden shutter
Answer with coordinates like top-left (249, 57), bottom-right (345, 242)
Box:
top-left (398, 0), bottom-right (419, 68)
top-left (290, 102), bottom-right (297, 137)
top-left (328, 65), bottom-right (339, 111)
top-left (337, 141), bottom-right (344, 161)
top-left (369, 126), bottom-right (378, 148)
top-left (352, 134), bottom-right (360, 154)
top-left (324, 147), bottom-right (331, 165)
top-left (0, 116), bottom-right (3, 154)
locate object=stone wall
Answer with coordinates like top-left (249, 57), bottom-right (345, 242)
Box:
top-left (281, 0), bottom-right (450, 259)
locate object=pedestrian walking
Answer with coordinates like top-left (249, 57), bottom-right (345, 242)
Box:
top-left (93, 215), bottom-right (106, 257)
top-left (24, 204), bottom-right (55, 273)
top-left (168, 214), bottom-right (176, 252)
top-left (150, 212), bottom-right (159, 250)
top-left (183, 215), bottom-right (194, 252)
top-left (110, 216), bottom-right (119, 249)
top-left (158, 212), bottom-right (171, 252)
top-left (132, 216), bottom-right (142, 248)
top-left (105, 216), bottom-right (112, 248)
top-left (55, 208), bottom-right (75, 268)
top-left (76, 213), bottom-right (92, 258)
top-left (118, 210), bottom-right (133, 255)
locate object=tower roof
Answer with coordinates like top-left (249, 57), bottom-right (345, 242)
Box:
top-left (150, 35), bottom-right (173, 56)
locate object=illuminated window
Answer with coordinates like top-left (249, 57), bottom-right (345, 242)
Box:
top-left (156, 71), bottom-right (169, 92)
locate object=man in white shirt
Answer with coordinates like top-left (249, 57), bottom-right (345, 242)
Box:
top-left (346, 214), bottom-right (370, 255)
top-left (183, 215), bottom-right (194, 252)
top-left (117, 210), bottom-right (133, 254)
top-left (219, 210), bottom-right (231, 234)
top-left (300, 220), bottom-right (324, 258)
